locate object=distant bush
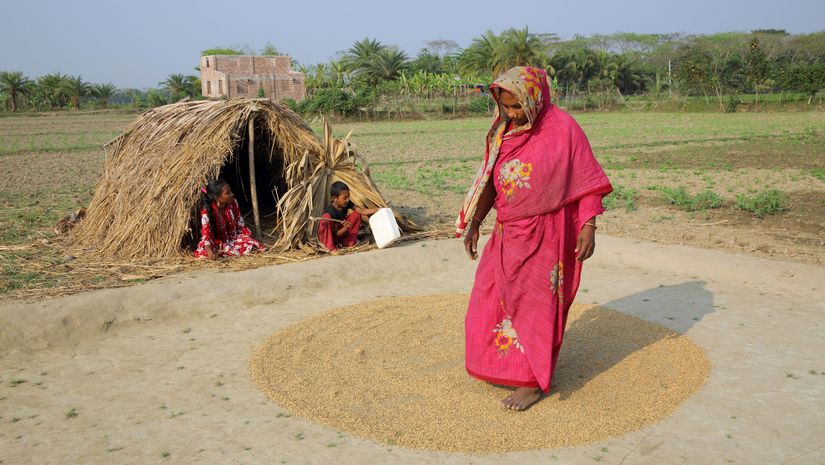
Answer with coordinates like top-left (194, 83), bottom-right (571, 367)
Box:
top-left (468, 95), bottom-right (492, 114)
top-left (725, 95), bottom-right (740, 113)
top-left (811, 168), bottom-right (825, 181)
top-left (305, 88), bottom-right (358, 116)
top-left (146, 89), bottom-right (168, 107)
top-left (282, 98), bottom-right (299, 113)
top-left (735, 189), bottom-right (789, 217)
top-left (603, 185), bottom-right (637, 211)
top-left (660, 186), bottom-right (723, 211)
top-left (290, 87), bottom-right (378, 119)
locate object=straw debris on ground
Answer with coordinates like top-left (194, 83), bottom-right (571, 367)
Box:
top-left (2, 229), bottom-right (447, 299)
top-left (250, 293), bottom-right (710, 453)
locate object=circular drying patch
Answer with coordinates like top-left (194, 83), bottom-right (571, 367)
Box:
top-left (250, 294), bottom-right (710, 453)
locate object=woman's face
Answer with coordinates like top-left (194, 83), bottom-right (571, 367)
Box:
top-left (216, 184), bottom-right (234, 207)
top-left (498, 90), bottom-right (528, 126)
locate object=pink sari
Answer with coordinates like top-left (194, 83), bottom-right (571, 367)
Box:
top-left (461, 67), bottom-right (612, 393)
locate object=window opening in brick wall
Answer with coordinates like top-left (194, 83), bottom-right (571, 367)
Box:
top-left (218, 80), bottom-right (223, 94)
top-left (236, 80), bottom-right (247, 95)
top-left (206, 81), bottom-right (212, 94)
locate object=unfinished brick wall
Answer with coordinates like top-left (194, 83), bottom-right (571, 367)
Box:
top-left (200, 55), bottom-right (305, 102)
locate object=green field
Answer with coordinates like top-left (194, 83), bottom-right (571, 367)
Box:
top-left (1, 110), bottom-right (824, 297)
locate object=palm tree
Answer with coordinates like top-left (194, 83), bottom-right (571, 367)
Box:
top-left (344, 38), bottom-right (385, 73)
top-left (611, 55), bottom-right (649, 94)
top-left (91, 82), bottom-right (118, 108)
top-left (35, 73), bottom-right (69, 109)
top-left (553, 49), bottom-right (599, 90)
top-left (497, 27), bottom-right (548, 74)
top-left (0, 71), bottom-right (33, 112)
top-left (161, 74), bottom-right (197, 100)
top-left (363, 48), bottom-right (409, 82)
top-left (459, 30), bottom-right (501, 76)
top-left (59, 76), bottom-right (91, 110)
top-left (592, 50), bottom-right (617, 80)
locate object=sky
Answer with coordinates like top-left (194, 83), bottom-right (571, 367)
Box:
top-left (2, 0), bottom-right (823, 89)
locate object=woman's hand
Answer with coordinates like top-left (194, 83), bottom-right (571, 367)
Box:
top-left (464, 226), bottom-right (480, 261)
top-left (576, 224), bottom-right (596, 262)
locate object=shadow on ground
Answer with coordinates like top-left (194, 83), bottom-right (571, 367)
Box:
top-left (553, 281), bottom-right (715, 400)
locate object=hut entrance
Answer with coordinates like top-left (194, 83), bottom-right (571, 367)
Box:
top-left (219, 119), bottom-right (287, 232)
top-left (183, 117), bottom-right (288, 251)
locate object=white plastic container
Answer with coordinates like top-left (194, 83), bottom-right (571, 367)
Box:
top-left (369, 208), bottom-right (401, 249)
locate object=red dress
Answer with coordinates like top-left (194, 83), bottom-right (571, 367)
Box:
top-left (194, 200), bottom-right (263, 259)
top-left (317, 203), bottom-right (361, 252)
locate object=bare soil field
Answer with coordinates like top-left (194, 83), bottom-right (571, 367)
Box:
top-left (1, 110), bottom-right (823, 463)
top-left (0, 110), bottom-right (823, 298)
top-left (1, 236), bottom-right (823, 464)
top-left (334, 112), bottom-right (825, 265)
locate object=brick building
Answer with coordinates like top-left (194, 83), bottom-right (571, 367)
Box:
top-left (200, 55), bottom-right (305, 102)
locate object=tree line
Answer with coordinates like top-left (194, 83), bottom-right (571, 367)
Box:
top-left (2, 29), bottom-right (824, 114)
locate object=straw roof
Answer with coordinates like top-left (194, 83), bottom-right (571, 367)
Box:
top-left (72, 98), bottom-right (414, 260)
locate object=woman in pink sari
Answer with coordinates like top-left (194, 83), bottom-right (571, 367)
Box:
top-left (458, 67), bottom-right (612, 410)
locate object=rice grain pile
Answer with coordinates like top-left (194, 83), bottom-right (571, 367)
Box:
top-left (250, 294), bottom-right (710, 453)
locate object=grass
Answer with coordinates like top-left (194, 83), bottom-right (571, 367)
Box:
top-left (811, 168), bottom-right (825, 181)
top-left (658, 186), bottom-right (724, 211)
top-left (735, 189), bottom-right (789, 217)
top-left (1, 110), bottom-right (824, 297)
top-left (603, 185), bottom-right (637, 211)
top-left (371, 160), bottom-right (475, 196)
top-left (65, 408), bottom-right (78, 418)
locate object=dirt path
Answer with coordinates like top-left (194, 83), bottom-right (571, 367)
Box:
top-left (1, 236), bottom-right (824, 464)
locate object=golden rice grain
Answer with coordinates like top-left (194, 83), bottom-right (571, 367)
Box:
top-left (250, 294), bottom-right (710, 453)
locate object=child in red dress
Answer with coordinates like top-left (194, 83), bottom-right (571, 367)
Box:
top-left (317, 181), bottom-right (378, 255)
top-left (194, 179), bottom-right (263, 259)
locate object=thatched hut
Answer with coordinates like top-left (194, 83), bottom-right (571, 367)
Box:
top-left (73, 98), bottom-right (409, 259)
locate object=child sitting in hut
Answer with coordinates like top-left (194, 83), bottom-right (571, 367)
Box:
top-left (318, 181), bottom-right (378, 254)
top-left (194, 179), bottom-right (263, 260)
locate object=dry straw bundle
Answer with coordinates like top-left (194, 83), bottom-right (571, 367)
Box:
top-left (274, 120), bottom-right (417, 250)
top-left (72, 98), bottom-right (412, 260)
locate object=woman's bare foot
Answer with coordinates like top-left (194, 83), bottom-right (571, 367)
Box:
top-left (501, 387), bottom-right (542, 411)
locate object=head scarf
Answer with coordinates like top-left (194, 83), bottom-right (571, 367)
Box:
top-left (455, 66), bottom-right (611, 236)
top-left (455, 66), bottom-right (553, 236)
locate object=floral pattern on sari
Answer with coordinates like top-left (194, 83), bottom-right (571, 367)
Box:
top-left (493, 318), bottom-right (524, 357)
top-left (498, 159), bottom-right (533, 201)
top-left (455, 66), bottom-right (553, 236)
